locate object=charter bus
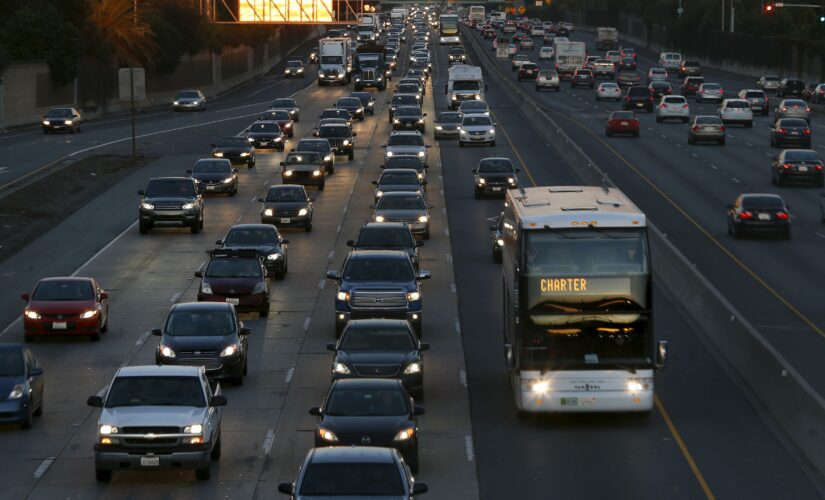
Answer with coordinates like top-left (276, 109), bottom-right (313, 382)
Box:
top-left (439, 14), bottom-right (460, 45)
top-left (500, 186), bottom-right (668, 415)
top-left (468, 5), bottom-right (485, 24)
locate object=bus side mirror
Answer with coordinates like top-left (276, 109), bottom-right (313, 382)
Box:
top-left (655, 340), bottom-right (668, 371)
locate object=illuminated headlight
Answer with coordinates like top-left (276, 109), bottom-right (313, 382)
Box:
top-left (220, 344), bottom-right (240, 357)
top-left (213, 152), bottom-right (224, 157)
top-left (489, 129), bottom-right (496, 134)
top-left (298, 208), bottom-right (308, 216)
top-left (285, 69), bottom-right (291, 73)
top-left (222, 177), bottom-right (234, 184)
top-left (393, 118), bottom-right (400, 124)
top-left (477, 178), bottom-right (486, 185)
top-left (79, 310), bottom-right (98, 319)
top-left (403, 362), bottom-right (422, 375)
top-left (284, 170), bottom-right (294, 177)
top-left (393, 427), bottom-right (415, 441)
top-left (356, 78), bottom-right (361, 82)
top-left (99, 425), bottom-right (118, 436)
top-left (451, 95), bottom-right (458, 100)
top-left (159, 345), bottom-right (176, 358)
top-left (313, 170), bottom-right (322, 177)
top-left (497, 238), bottom-right (505, 247)
top-left (267, 253), bottom-right (281, 260)
top-left (376, 190), bottom-right (384, 197)
top-left (357, 108), bottom-right (364, 113)
top-left (323, 155), bottom-right (331, 162)
top-left (333, 362), bottom-right (351, 374)
top-left (508, 177), bottom-right (516, 184)
top-left (201, 282), bottom-right (213, 295)
top-left (182, 202), bottom-right (196, 210)
top-left (240, 152), bottom-right (250, 157)
top-left (284, 123), bottom-right (292, 128)
top-left (367, 102), bottom-right (374, 107)
top-left (24, 310), bottom-right (41, 320)
top-left (418, 215), bottom-right (428, 222)
top-left (64, 120), bottom-right (73, 125)
top-left (342, 140), bottom-right (350, 146)
top-left (337, 74), bottom-right (344, 79)
top-left (627, 378), bottom-right (652, 392)
top-left (274, 137), bottom-right (282, 142)
top-left (435, 125), bottom-right (443, 130)
top-left (318, 428), bottom-right (339, 442)
top-left (297, 68), bottom-right (304, 73)
top-left (417, 173), bottom-right (424, 179)
top-left (173, 101), bottom-right (179, 106)
top-left (337, 291), bottom-right (349, 301)
top-left (460, 130), bottom-right (468, 136)
top-left (531, 381), bottom-right (550, 394)
top-left (184, 424), bottom-right (203, 435)
top-left (264, 208), bottom-right (274, 216)
top-left (289, 110), bottom-right (297, 114)
top-left (141, 202), bottom-right (155, 210)
top-left (43, 120), bottom-right (50, 125)
top-left (407, 291), bottom-right (420, 301)
top-left (475, 95), bottom-right (481, 100)
top-left (417, 151), bottom-right (425, 157)
top-left (418, 119), bottom-right (424, 123)
top-left (375, 215), bottom-right (385, 222)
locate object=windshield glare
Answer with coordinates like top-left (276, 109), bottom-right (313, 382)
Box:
top-left (299, 463), bottom-right (404, 496)
top-left (106, 376), bottom-right (206, 407)
top-left (286, 153), bottom-right (321, 164)
top-left (0, 352), bottom-right (24, 376)
top-left (325, 387), bottom-right (407, 416)
top-left (144, 179), bottom-right (196, 198)
top-left (343, 257), bottom-right (414, 281)
top-left (341, 328), bottom-right (415, 350)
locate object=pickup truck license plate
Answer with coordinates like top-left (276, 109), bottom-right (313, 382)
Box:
top-left (140, 456), bottom-right (160, 467)
top-left (280, 218), bottom-right (291, 223)
top-left (226, 298), bottom-right (240, 305)
top-left (52, 322), bottom-right (67, 330)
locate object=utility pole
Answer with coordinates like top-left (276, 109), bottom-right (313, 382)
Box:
top-left (131, 0), bottom-right (137, 158)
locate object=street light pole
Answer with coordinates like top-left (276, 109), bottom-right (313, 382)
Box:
top-left (131, 0), bottom-right (137, 158)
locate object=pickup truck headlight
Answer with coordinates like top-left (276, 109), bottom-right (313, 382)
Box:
top-left (417, 151), bottom-right (425, 157)
top-left (386, 151), bottom-right (394, 157)
top-left (99, 425), bottom-right (118, 435)
top-left (393, 427), bottom-right (415, 441)
top-left (141, 202), bottom-right (155, 210)
top-left (333, 362), bottom-right (351, 375)
top-left (318, 427), bottom-right (339, 442)
top-left (184, 424), bottom-right (203, 434)
top-left (337, 291), bottom-right (349, 301)
top-left (220, 344), bottom-right (240, 357)
top-left (159, 345), bottom-right (176, 358)
top-left (407, 291), bottom-right (420, 301)
top-left (182, 202), bottom-right (197, 210)
top-left (403, 362), bottom-right (422, 375)
top-left (284, 170), bottom-right (293, 177)
top-left (342, 140), bottom-right (350, 146)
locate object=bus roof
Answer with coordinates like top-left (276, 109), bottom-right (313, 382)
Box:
top-left (506, 186), bottom-right (646, 229)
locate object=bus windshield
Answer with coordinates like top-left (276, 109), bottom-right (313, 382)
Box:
top-left (524, 229), bottom-right (648, 277)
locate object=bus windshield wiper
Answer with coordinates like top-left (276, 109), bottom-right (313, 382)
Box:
top-left (543, 225), bottom-right (572, 239)
top-left (596, 362), bottom-right (637, 374)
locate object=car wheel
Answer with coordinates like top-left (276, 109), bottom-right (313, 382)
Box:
top-left (688, 136), bottom-right (694, 145)
top-left (195, 467), bottom-right (211, 481)
top-left (746, 122), bottom-right (753, 128)
top-left (319, 181), bottom-right (325, 191)
top-left (275, 265), bottom-right (286, 280)
top-left (633, 131), bottom-right (640, 138)
top-left (423, 230), bottom-right (430, 240)
top-left (305, 222), bottom-right (312, 232)
top-left (474, 190), bottom-right (481, 199)
top-left (606, 130), bottom-right (612, 137)
top-left (782, 227), bottom-right (791, 240)
top-left (459, 141), bottom-right (465, 147)
top-left (248, 160), bottom-right (255, 169)
top-left (191, 218), bottom-right (202, 234)
top-left (33, 395), bottom-right (43, 416)
top-left (95, 469), bottom-right (112, 482)
top-left (100, 318), bottom-right (107, 333)
top-left (493, 249), bottom-right (502, 263)
top-left (211, 435), bottom-right (222, 459)
top-left (732, 223), bottom-right (742, 239)
top-left (260, 303), bottom-right (270, 316)
top-left (490, 140), bottom-right (496, 147)
top-left (655, 116), bottom-right (662, 123)
top-left (20, 404), bottom-right (32, 429)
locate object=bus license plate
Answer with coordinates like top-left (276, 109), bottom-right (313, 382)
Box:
top-left (226, 298), bottom-right (240, 305)
top-left (561, 397), bottom-right (596, 407)
top-left (52, 322), bottom-right (67, 330)
top-left (140, 456), bottom-right (160, 467)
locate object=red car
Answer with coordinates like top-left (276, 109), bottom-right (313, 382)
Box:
top-left (22, 277), bottom-right (109, 341)
top-left (605, 111), bottom-right (640, 137)
top-left (680, 77), bottom-right (705, 96)
top-left (518, 63), bottom-right (540, 81)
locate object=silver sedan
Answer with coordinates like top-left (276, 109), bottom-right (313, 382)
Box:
top-left (774, 99), bottom-right (811, 123)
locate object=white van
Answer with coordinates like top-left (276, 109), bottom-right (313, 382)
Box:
top-left (659, 52), bottom-right (682, 70)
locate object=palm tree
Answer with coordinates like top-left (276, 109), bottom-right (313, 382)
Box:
top-left (88, 0), bottom-right (158, 67)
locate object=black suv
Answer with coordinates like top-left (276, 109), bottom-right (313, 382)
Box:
top-left (138, 177), bottom-right (204, 234)
top-left (216, 223), bottom-right (288, 279)
top-left (246, 120), bottom-right (285, 151)
top-left (153, 302), bottom-right (251, 384)
top-left (188, 159), bottom-right (238, 196)
top-left (473, 157), bottom-right (520, 197)
top-left (347, 222), bottom-right (422, 269)
top-left (315, 124), bottom-right (356, 161)
top-left (392, 106), bottom-right (427, 132)
top-left (259, 185), bottom-right (314, 232)
top-left (623, 86), bottom-right (654, 112)
top-left (778, 78), bottom-right (806, 98)
top-left (326, 250), bottom-right (430, 337)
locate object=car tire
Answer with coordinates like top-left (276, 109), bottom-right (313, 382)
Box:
top-left (490, 140), bottom-right (496, 146)
top-left (191, 218), bottom-right (202, 234)
top-left (688, 136), bottom-right (695, 145)
top-left (20, 405), bottom-right (32, 430)
top-left (407, 449), bottom-right (420, 473)
top-left (459, 141), bottom-right (465, 147)
top-left (319, 181), bottom-right (325, 191)
top-left (746, 122), bottom-right (753, 128)
top-left (719, 138), bottom-right (725, 146)
top-left (211, 435), bottom-right (222, 460)
top-left (305, 222), bottom-right (312, 232)
top-left (100, 318), bottom-right (108, 333)
top-left (732, 224), bottom-right (742, 239)
top-left (33, 397), bottom-right (43, 417)
top-left (195, 467), bottom-right (211, 481)
top-left (248, 160), bottom-right (255, 169)
top-left (24, 334), bottom-right (33, 342)
top-left (493, 249), bottom-right (502, 263)
top-left (782, 228), bottom-right (791, 240)
top-left (655, 116), bottom-right (662, 123)
top-left (474, 190), bottom-right (481, 199)
top-left (423, 230), bottom-right (430, 240)
top-left (633, 131), bottom-right (640, 138)
top-left (260, 303), bottom-right (270, 316)
top-left (95, 469), bottom-right (112, 482)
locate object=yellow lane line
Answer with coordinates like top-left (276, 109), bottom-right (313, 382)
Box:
top-left (489, 109), bottom-right (538, 187)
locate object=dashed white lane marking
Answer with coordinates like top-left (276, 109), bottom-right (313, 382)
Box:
top-left (744, 142), bottom-right (753, 147)
top-left (764, 152), bottom-right (773, 157)
top-left (303, 317), bottom-right (311, 331)
top-left (262, 429), bottom-right (275, 455)
top-left (285, 367), bottom-right (295, 384)
top-left (336, 225), bottom-right (342, 233)
top-left (170, 292), bottom-right (181, 303)
top-left (732, 177), bottom-right (740, 183)
top-left (135, 331), bottom-right (151, 346)
top-left (327, 249), bottom-right (335, 260)
top-left (464, 435), bottom-right (475, 462)
top-left (446, 252), bottom-right (452, 263)
top-left (263, 179), bottom-right (270, 186)
top-left (450, 283), bottom-right (457, 293)
top-left (33, 458), bottom-right (54, 479)
top-left (815, 232), bottom-right (825, 239)
top-left (250, 196), bottom-right (257, 202)
top-left (710, 164), bottom-right (718, 170)
top-left (690, 152), bottom-right (698, 158)
top-left (318, 279), bottom-right (326, 289)
top-left (454, 318), bottom-right (461, 335)
top-left (459, 369), bottom-right (467, 387)
top-left (444, 227), bottom-right (450, 236)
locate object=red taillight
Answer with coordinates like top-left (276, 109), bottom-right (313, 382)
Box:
top-left (778, 128), bottom-right (787, 134)
top-left (660, 104), bottom-right (667, 108)
top-left (781, 107), bottom-right (787, 111)
top-left (649, 96), bottom-right (654, 102)
top-left (682, 104), bottom-right (689, 108)
top-left (782, 163), bottom-right (792, 170)
top-left (692, 125), bottom-right (699, 131)
top-left (720, 126), bottom-right (726, 132)
top-left (738, 211), bottom-right (753, 220)
top-left (776, 211), bottom-right (789, 220)
top-left (816, 164), bottom-right (824, 171)
top-left (699, 90), bottom-right (706, 93)
top-left (804, 129), bottom-right (812, 135)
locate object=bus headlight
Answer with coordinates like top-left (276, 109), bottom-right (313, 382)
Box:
top-left (531, 381), bottom-right (549, 395)
top-left (627, 378), bottom-right (652, 392)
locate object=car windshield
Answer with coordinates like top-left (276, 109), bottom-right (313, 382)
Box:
top-left (193, 160), bottom-right (231, 174)
top-left (744, 91), bottom-right (765, 98)
top-left (264, 110), bottom-right (291, 120)
top-left (478, 159), bottom-right (513, 173)
top-left (377, 194), bottom-right (426, 210)
top-left (144, 179), bottom-right (196, 197)
top-left (398, 84), bottom-right (420, 93)
top-left (601, 83), bottom-right (619, 89)
top-left (784, 100), bottom-right (807, 107)
top-left (460, 102), bottom-right (487, 112)
top-left (299, 463), bottom-right (404, 496)
top-left (106, 376), bottom-right (206, 408)
top-left (165, 310), bottom-right (235, 336)
top-left (725, 101), bottom-right (749, 108)
top-left (225, 227), bottom-right (277, 245)
top-left (177, 91), bottom-right (200, 98)
top-left (663, 97), bottom-right (685, 104)
top-left (250, 122), bottom-right (279, 133)
top-left (206, 259), bottom-right (263, 278)
top-left (388, 134), bottom-right (423, 146)
top-left (266, 187), bottom-right (306, 202)
top-left (357, 227), bottom-right (414, 247)
top-left (437, 113), bottom-right (462, 124)
top-left (695, 116), bottom-right (722, 125)
top-left (611, 112), bottom-right (635, 120)
top-left (337, 98), bottom-right (361, 107)
top-left (393, 95), bottom-right (419, 106)
top-left (322, 110), bottom-right (349, 119)
top-left (286, 61), bottom-right (302, 68)
top-left (45, 108), bottom-right (73, 118)
top-left (463, 116), bottom-right (492, 126)
top-left (271, 99), bottom-right (296, 108)
top-left (216, 137), bottom-right (249, 147)
top-left (0, 352), bottom-right (23, 376)
top-left (341, 327), bottom-right (415, 350)
top-left (702, 84), bottom-right (721, 90)
top-left (325, 387), bottom-right (408, 416)
top-left (452, 81), bottom-right (481, 91)
top-left (296, 140), bottom-right (330, 153)
top-left (743, 196), bottom-right (784, 210)
top-left (318, 126), bottom-right (350, 138)
top-left (380, 171), bottom-right (418, 184)
top-left (784, 151), bottom-right (819, 162)
top-left (343, 257), bottom-right (415, 281)
top-left (395, 107), bottom-right (421, 117)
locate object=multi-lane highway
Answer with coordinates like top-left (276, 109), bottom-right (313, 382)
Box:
top-left (0, 9), bottom-right (824, 500)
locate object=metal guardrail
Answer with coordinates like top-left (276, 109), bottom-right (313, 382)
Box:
top-left (462, 25), bottom-right (825, 477)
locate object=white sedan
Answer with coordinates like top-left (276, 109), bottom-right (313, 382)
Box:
top-left (459, 113), bottom-right (496, 147)
top-left (718, 99), bottom-right (754, 127)
top-left (539, 46), bottom-right (554, 60)
top-left (655, 95), bottom-right (690, 123)
top-left (596, 82), bottom-right (622, 101)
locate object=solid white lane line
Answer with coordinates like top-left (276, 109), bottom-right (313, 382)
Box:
top-left (450, 283), bottom-right (456, 293)
top-left (328, 249), bottom-right (335, 260)
top-left (72, 220), bottom-right (138, 277)
top-left (318, 279), bottom-right (326, 289)
top-left (303, 317), bottom-right (311, 331)
top-left (464, 436), bottom-right (475, 462)
top-left (135, 331), bottom-right (151, 347)
top-left (170, 292), bottom-right (181, 303)
top-left (285, 367), bottom-right (295, 384)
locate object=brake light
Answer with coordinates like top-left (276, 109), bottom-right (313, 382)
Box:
top-left (778, 128), bottom-right (787, 134)
top-left (682, 104), bottom-right (689, 108)
top-left (660, 104), bottom-right (667, 108)
top-left (781, 107), bottom-right (787, 111)
top-left (699, 90), bottom-right (706, 93)
top-left (782, 163), bottom-right (792, 170)
top-left (738, 211), bottom-right (753, 220)
top-left (816, 164), bottom-right (824, 171)
top-left (720, 126), bottom-right (726, 132)
top-left (803, 129), bottom-right (811, 135)
top-left (775, 211), bottom-right (789, 220)
top-left (692, 125), bottom-right (699, 131)
top-left (806, 108), bottom-right (811, 112)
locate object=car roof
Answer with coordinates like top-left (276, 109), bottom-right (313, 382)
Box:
top-left (116, 364), bottom-right (203, 377)
top-left (380, 168), bottom-right (419, 176)
top-left (309, 446), bottom-right (397, 464)
top-left (389, 130), bottom-right (423, 136)
top-left (462, 113), bottom-right (491, 118)
top-left (149, 176), bottom-right (192, 181)
top-left (171, 301), bottom-right (235, 313)
top-left (348, 249), bottom-right (413, 260)
top-left (269, 184), bottom-right (305, 191)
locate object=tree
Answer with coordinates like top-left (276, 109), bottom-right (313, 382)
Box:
top-left (87, 0), bottom-right (158, 67)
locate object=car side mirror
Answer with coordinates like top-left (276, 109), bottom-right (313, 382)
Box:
top-left (210, 395), bottom-right (228, 407)
top-left (99, 292), bottom-right (109, 300)
top-left (346, 240), bottom-right (356, 247)
top-left (20, 293), bottom-right (29, 302)
top-left (87, 395), bottom-right (104, 408)
top-left (29, 367), bottom-right (43, 377)
top-left (412, 482), bottom-right (430, 496)
top-left (280, 161), bottom-right (285, 166)
top-left (371, 180), bottom-right (378, 185)
top-left (655, 340), bottom-right (668, 372)
top-left (308, 407), bottom-right (322, 416)
top-left (418, 271), bottom-right (431, 280)
top-left (422, 180), bottom-right (428, 185)
top-left (352, 132), bottom-right (358, 136)
top-left (326, 343), bottom-right (337, 351)
top-left (326, 271), bottom-right (341, 281)
top-left (412, 405), bottom-right (425, 416)
top-left (257, 197), bottom-right (265, 202)
top-left (419, 342), bottom-right (430, 351)
top-left (425, 144), bottom-right (431, 148)
top-left (137, 190), bottom-right (145, 196)
top-left (278, 482), bottom-right (295, 495)
top-left (515, 168), bottom-right (521, 173)
top-left (381, 145), bottom-right (387, 148)
top-left (186, 169), bottom-right (192, 174)
top-left (240, 327), bottom-right (252, 336)
top-left (423, 112), bottom-right (428, 117)
top-left (194, 271), bottom-right (203, 278)
top-left (151, 328), bottom-right (162, 336)
top-left (281, 239), bottom-right (289, 245)
top-left (490, 225), bottom-right (497, 231)
top-left (308, 197), bottom-right (314, 202)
